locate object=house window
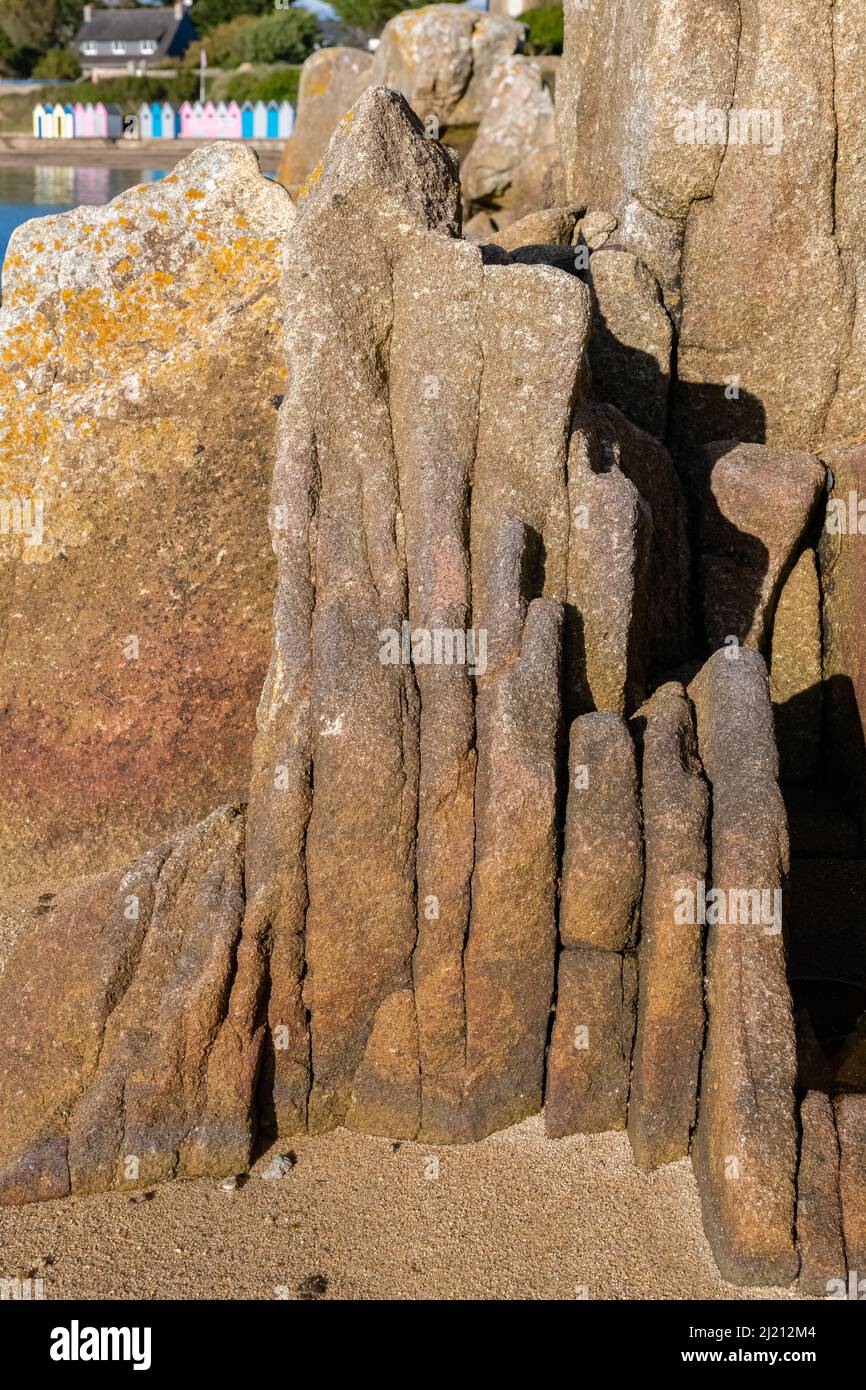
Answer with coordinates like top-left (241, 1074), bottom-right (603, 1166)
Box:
top-left (140, 40), bottom-right (157, 55)
top-left (82, 42), bottom-right (97, 55)
top-left (112, 41), bottom-right (127, 55)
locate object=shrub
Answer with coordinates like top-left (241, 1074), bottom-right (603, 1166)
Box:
top-left (189, 0), bottom-right (274, 36)
top-left (224, 68), bottom-right (301, 105)
top-left (522, 4), bottom-right (564, 56)
top-left (232, 10), bottom-right (319, 66)
top-left (39, 71), bottom-right (201, 112)
top-left (32, 47), bottom-right (81, 81)
top-left (184, 16), bottom-right (257, 70)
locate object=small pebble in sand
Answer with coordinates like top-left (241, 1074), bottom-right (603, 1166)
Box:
top-left (259, 1153), bottom-right (296, 1181)
top-left (220, 1177), bottom-right (239, 1192)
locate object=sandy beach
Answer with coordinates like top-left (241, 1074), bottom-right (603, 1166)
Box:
top-left (0, 1117), bottom-right (807, 1301)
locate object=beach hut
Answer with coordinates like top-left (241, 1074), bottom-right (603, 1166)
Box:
top-left (278, 101), bottom-right (295, 139)
top-left (252, 100), bottom-right (268, 140)
top-left (91, 102), bottom-right (123, 138)
top-left (160, 102), bottom-right (179, 139)
top-left (60, 104), bottom-right (75, 139)
top-left (52, 105), bottom-right (65, 138)
top-left (179, 100), bottom-right (194, 137)
top-left (217, 100), bottom-right (242, 140)
top-left (240, 102), bottom-right (255, 140)
top-left (105, 104), bottom-right (124, 138)
top-left (32, 103), bottom-right (47, 138)
top-left (72, 102), bottom-right (87, 137)
top-left (139, 103), bottom-right (154, 139)
top-left (265, 101), bottom-right (280, 139)
top-left (78, 103), bottom-right (95, 137)
top-left (41, 103), bottom-right (55, 138)
top-left (202, 101), bottom-right (220, 139)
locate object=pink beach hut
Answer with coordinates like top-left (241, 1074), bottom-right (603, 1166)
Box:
top-left (217, 100), bottom-right (242, 139)
top-left (73, 102), bottom-right (87, 137)
top-left (79, 103), bottom-right (98, 136)
top-left (201, 101), bottom-right (220, 139)
top-left (179, 100), bottom-right (195, 137)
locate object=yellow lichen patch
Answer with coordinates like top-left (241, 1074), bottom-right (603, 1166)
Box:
top-left (114, 259), bottom-right (133, 277)
top-left (298, 161), bottom-right (324, 199)
top-left (235, 215), bottom-right (249, 229)
top-left (32, 243), bottom-right (45, 253)
top-left (125, 243), bottom-right (139, 257)
top-left (185, 189), bottom-right (206, 200)
top-left (148, 209), bottom-right (170, 224)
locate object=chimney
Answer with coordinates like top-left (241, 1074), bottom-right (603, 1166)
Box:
top-left (174, 1), bottom-right (185, 18)
top-left (83, 3), bottom-right (93, 22)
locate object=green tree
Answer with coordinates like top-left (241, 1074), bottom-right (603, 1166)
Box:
top-left (185, 15), bottom-right (258, 68)
top-left (521, 4), bottom-right (563, 56)
top-left (33, 45), bottom-right (81, 79)
top-left (0, 1), bottom-right (84, 51)
top-left (330, 0), bottom-right (426, 38)
top-left (0, 25), bottom-right (38, 75)
top-left (189, 0), bottom-right (273, 37)
top-left (233, 9), bottom-right (319, 65)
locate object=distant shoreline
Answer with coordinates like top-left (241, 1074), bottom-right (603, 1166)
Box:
top-left (0, 135), bottom-right (283, 172)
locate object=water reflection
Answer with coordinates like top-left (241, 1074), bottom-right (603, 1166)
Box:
top-left (0, 165), bottom-right (167, 265)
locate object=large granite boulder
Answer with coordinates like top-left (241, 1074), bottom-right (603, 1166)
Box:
top-left (556, 0), bottom-right (866, 458)
top-left (460, 55), bottom-right (556, 203)
top-left (372, 5), bottom-right (525, 125)
top-left (277, 47), bottom-right (375, 193)
top-left (0, 145), bottom-right (292, 892)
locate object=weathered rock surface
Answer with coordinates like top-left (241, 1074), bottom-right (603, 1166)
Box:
top-left (770, 550), bottom-right (823, 783)
top-left (818, 442), bottom-right (866, 839)
top-left (461, 55), bottom-right (555, 203)
top-left (566, 408), bottom-right (653, 717)
top-left (796, 1092), bottom-right (845, 1297)
top-left (0, 806), bottom-right (262, 1203)
top-left (628, 683), bottom-right (707, 1169)
top-left (372, 6), bottom-right (525, 126)
top-left (835, 1093), bottom-right (866, 1273)
top-left (545, 948), bottom-right (637, 1138)
top-left (556, 0), bottom-right (865, 456)
top-left (587, 249), bottom-right (672, 440)
top-left (0, 78), bottom-right (835, 1304)
top-left (689, 649), bottom-right (799, 1286)
top-left (560, 712), bottom-right (643, 952)
top-left (493, 206), bottom-right (579, 252)
top-left (277, 47), bottom-right (375, 192)
top-left (0, 145), bottom-right (291, 892)
top-left (698, 442), bottom-right (825, 654)
top-left (596, 403), bottom-right (692, 677)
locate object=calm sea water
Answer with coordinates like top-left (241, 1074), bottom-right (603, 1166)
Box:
top-left (0, 165), bottom-right (168, 267)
